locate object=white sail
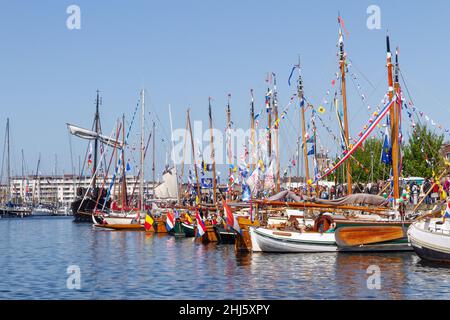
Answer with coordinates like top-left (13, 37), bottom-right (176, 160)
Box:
top-left (67, 123), bottom-right (123, 149)
top-left (154, 167), bottom-right (178, 199)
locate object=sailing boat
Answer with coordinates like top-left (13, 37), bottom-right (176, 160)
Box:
top-left (94, 89), bottom-right (147, 230)
top-left (0, 119), bottom-right (32, 218)
top-left (69, 91), bottom-right (123, 222)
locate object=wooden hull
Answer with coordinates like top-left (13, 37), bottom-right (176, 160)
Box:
top-left (213, 225), bottom-right (235, 244)
top-left (153, 217), bottom-right (168, 233)
top-left (408, 219), bottom-right (450, 263)
top-left (181, 222), bottom-right (196, 237)
top-left (202, 225), bottom-right (218, 243)
top-left (335, 226), bottom-right (412, 252)
top-left (94, 223), bottom-right (145, 231)
top-left (169, 220), bottom-right (185, 236)
top-left (235, 217), bottom-right (260, 252)
top-left (252, 227), bottom-right (337, 253)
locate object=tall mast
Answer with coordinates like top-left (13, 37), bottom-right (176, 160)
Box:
top-left (121, 114), bottom-right (127, 207)
top-left (297, 62), bottom-right (310, 192)
top-left (392, 44), bottom-right (401, 202)
top-left (273, 74), bottom-right (280, 192)
top-left (187, 109), bottom-right (201, 203)
top-left (226, 94), bottom-right (232, 199)
top-left (338, 22), bottom-right (352, 195)
top-left (266, 85), bottom-right (272, 160)
top-left (6, 118), bottom-right (10, 201)
top-left (140, 89), bottom-right (145, 212)
top-left (21, 149), bottom-right (25, 203)
top-left (93, 90), bottom-right (100, 188)
top-left (168, 104), bottom-right (181, 203)
top-left (250, 90), bottom-right (255, 171)
top-left (152, 121), bottom-right (156, 198)
top-left (208, 98), bottom-right (217, 205)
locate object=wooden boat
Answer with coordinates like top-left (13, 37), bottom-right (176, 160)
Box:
top-left (202, 224), bottom-right (218, 243)
top-left (181, 222), bottom-right (196, 237)
top-left (94, 223), bottom-right (145, 231)
top-left (335, 225), bottom-right (412, 252)
top-left (235, 216), bottom-right (260, 252)
top-left (169, 219), bottom-right (185, 236)
top-left (408, 218), bottom-right (450, 263)
top-left (153, 216), bottom-right (168, 233)
top-left (213, 225), bottom-right (235, 244)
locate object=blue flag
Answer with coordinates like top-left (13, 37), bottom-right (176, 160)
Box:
top-left (381, 128), bottom-right (392, 165)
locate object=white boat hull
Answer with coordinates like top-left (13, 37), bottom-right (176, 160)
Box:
top-left (408, 219), bottom-right (450, 263)
top-left (253, 227), bottom-right (337, 253)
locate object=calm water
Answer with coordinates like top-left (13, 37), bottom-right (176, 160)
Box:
top-left (0, 216), bottom-right (449, 300)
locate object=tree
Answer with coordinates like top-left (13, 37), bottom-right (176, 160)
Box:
top-left (402, 124), bottom-right (445, 178)
top-left (350, 137), bottom-right (387, 183)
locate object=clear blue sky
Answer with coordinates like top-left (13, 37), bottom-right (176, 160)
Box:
top-left (0, 0), bottom-right (449, 180)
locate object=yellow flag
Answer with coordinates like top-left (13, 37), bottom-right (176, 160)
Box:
top-left (185, 213), bottom-right (193, 224)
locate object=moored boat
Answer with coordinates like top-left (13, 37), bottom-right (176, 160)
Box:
top-left (408, 218), bottom-right (450, 263)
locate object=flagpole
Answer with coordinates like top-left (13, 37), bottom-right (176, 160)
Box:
top-left (393, 45), bottom-right (401, 204)
top-left (121, 114), bottom-right (127, 208)
top-left (168, 103), bottom-right (181, 204)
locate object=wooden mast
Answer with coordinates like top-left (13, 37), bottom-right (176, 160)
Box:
top-left (297, 64), bottom-right (310, 193)
top-left (208, 97), bottom-right (217, 205)
top-left (6, 118), bottom-right (10, 201)
top-left (250, 90), bottom-right (255, 171)
top-left (392, 44), bottom-right (401, 202)
top-left (226, 94), bottom-right (232, 199)
top-left (273, 74), bottom-right (280, 192)
top-left (338, 24), bottom-right (352, 195)
top-left (187, 109), bottom-right (201, 203)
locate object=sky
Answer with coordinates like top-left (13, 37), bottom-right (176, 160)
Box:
top-left (0, 0), bottom-right (449, 181)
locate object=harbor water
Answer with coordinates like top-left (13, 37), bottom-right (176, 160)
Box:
top-left (0, 216), bottom-right (449, 300)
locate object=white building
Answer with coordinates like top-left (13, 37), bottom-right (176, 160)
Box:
top-left (2, 175), bottom-right (156, 205)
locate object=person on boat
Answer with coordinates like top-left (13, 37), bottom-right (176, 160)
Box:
top-left (325, 221), bottom-right (336, 233)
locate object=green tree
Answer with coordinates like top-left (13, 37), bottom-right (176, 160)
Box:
top-left (351, 137), bottom-right (388, 183)
top-left (402, 123), bottom-right (445, 178)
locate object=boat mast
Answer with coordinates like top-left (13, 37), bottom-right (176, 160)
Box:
top-left (6, 118), bottom-right (10, 202)
top-left (121, 114), bottom-right (127, 207)
top-left (187, 109), bottom-right (201, 203)
top-left (168, 104), bottom-right (181, 204)
top-left (338, 20), bottom-right (352, 195)
top-left (266, 85), bottom-right (272, 161)
top-left (226, 94), bottom-right (232, 199)
top-left (92, 91), bottom-right (101, 188)
top-left (21, 149), bottom-right (25, 204)
top-left (393, 45), bottom-right (401, 203)
top-left (273, 74), bottom-right (280, 192)
top-left (140, 89), bottom-right (145, 212)
top-left (152, 121), bottom-right (156, 198)
top-left (250, 90), bottom-right (255, 171)
top-left (297, 62), bottom-right (310, 193)
top-left (208, 97), bottom-right (217, 205)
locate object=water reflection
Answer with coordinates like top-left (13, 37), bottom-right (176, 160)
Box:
top-left (1, 217), bottom-right (450, 299)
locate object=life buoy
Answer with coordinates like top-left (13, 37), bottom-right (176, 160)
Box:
top-left (313, 215), bottom-right (334, 233)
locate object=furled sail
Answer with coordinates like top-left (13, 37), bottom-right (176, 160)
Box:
top-left (154, 167), bottom-right (178, 199)
top-left (67, 123), bottom-right (123, 149)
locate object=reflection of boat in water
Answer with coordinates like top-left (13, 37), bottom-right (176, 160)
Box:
top-left (408, 217), bottom-right (450, 263)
